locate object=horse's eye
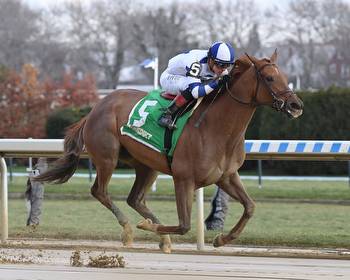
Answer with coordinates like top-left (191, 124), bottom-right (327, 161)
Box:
top-left (266, 76), bottom-right (274, 82)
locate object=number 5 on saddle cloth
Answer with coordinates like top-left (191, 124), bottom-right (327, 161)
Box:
top-left (121, 89), bottom-right (198, 161)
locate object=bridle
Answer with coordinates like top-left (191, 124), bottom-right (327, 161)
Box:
top-left (225, 53), bottom-right (295, 111)
top-left (195, 54), bottom-right (296, 127)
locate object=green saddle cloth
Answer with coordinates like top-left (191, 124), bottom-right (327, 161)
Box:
top-left (120, 89), bottom-right (194, 156)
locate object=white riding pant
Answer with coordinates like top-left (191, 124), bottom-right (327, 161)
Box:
top-left (160, 70), bottom-right (200, 96)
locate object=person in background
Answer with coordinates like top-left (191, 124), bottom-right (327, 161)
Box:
top-left (25, 157), bottom-right (48, 228)
top-left (205, 186), bottom-right (230, 230)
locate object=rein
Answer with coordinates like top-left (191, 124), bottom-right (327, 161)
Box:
top-left (225, 54), bottom-right (294, 111)
top-left (194, 84), bottom-right (222, 128)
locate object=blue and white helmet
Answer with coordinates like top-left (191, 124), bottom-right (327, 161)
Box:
top-left (208, 41), bottom-right (235, 65)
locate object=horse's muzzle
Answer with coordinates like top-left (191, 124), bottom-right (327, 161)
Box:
top-left (285, 95), bottom-right (304, 119)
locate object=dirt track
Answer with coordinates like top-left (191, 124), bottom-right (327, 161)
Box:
top-left (2, 238), bottom-right (350, 259)
top-left (1, 238), bottom-right (350, 279)
top-left (1, 247), bottom-right (350, 280)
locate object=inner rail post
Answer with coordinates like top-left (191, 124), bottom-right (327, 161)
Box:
top-left (0, 156), bottom-right (8, 242)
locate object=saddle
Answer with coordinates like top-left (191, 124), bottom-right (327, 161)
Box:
top-left (160, 92), bottom-right (196, 117)
top-left (161, 92), bottom-right (176, 100)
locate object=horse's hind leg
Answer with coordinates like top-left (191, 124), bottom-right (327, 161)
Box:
top-left (91, 155), bottom-right (133, 246)
top-left (127, 162), bottom-right (171, 253)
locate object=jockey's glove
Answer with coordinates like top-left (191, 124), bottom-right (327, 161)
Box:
top-left (218, 74), bottom-right (230, 88)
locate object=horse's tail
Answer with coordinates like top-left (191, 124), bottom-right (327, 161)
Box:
top-left (35, 117), bottom-right (87, 184)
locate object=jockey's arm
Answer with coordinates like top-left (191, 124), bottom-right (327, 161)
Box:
top-left (183, 60), bottom-right (227, 99)
top-left (187, 80), bottom-right (219, 99)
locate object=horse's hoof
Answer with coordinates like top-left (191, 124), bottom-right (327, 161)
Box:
top-left (159, 235), bottom-right (172, 254)
top-left (121, 222), bottom-right (133, 247)
top-left (136, 218), bottom-right (153, 231)
top-left (213, 233), bottom-right (225, 247)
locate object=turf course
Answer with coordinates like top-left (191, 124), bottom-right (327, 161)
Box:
top-left (7, 176), bottom-right (350, 248)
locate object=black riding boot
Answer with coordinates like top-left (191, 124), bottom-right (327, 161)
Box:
top-left (158, 101), bottom-right (180, 129)
top-left (158, 91), bottom-right (192, 129)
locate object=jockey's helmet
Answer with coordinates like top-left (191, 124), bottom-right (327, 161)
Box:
top-left (208, 42), bottom-right (235, 66)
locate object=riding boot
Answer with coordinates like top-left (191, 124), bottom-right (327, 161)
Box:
top-left (158, 92), bottom-right (190, 129)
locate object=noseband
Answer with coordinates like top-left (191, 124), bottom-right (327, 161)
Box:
top-left (225, 54), bottom-right (294, 111)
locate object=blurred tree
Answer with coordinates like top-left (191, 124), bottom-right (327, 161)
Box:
top-left (1, 0), bottom-right (347, 90)
top-left (0, 65), bottom-right (98, 138)
top-left (32, 12), bottom-right (69, 81)
top-left (267, 0), bottom-right (350, 88)
top-left (0, 64), bottom-right (49, 138)
top-left (43, 73), bottom-right (98, 109)
top-left (132, 4), bottom-right (198, 81)
top-left (312, 0), bottom-right (350, 87)
top-left (304, 0), bottom-right (350, 58)
top-left (46, 107), bottom-right (92, 139)
top-left (246, 23), bottom-right (262, 56)
top-left (188, 0), bottom-right (261, 53)
top-left (0, 65), bottom-right (9, 82)
top-left (0, 0), bottom-right (41, 71)
top-left (58, 0), bottom-right (134, 89)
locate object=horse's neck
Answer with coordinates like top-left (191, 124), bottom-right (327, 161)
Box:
top-left (205, 86), bottom-right (256, 143)
top-left (219, 67), bottom-right (258, 138)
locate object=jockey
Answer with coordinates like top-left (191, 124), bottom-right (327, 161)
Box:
top-left (158, 41), bottom-right (235, 129)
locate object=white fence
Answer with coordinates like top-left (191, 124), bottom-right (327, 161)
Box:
top-left (1, 139), bottom-right (350, 248)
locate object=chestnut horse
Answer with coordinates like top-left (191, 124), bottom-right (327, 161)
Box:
top-left (36, 51), bottom-right (303, 253)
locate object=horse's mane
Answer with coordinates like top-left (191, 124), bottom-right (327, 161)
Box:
top-left (230, 55), bottom-right (252, 83)
top-left (227, 54), bottom-right (276, 95)
top-left (230, 54), bottom-right (272, 83)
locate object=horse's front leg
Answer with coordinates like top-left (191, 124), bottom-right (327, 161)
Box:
top-left (213, 172), bottom-right (255, 247)
top-left (126, 162), bottom-right (171, 253)
top-left (137, 178), bottom-right (194, 235)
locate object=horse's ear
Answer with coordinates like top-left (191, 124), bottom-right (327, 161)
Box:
top-left (270, 49), bottom-right (278, 63)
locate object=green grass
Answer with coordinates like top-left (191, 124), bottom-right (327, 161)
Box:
top-left (8, 176), bottom-right (350, 201)
top-left (9, 199), bottom-right (350, 248)
top-left (10, 166), bottom-right (260, 175)
top-left (7, 174), bottom-right (350, 248)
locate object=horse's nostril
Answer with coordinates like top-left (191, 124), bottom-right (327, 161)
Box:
top-left (289, 102), bottom-right (302, 110)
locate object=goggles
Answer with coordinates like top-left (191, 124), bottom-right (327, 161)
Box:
top-left (214, 61), bottom-right (232, 69)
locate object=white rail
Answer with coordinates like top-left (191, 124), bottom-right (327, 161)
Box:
top-left (1, 139), bottom-right (350, 247)
top-left (0, 157), bottom-right (8, 242)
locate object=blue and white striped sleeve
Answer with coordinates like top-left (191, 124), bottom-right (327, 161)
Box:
top-left (188, 80), bottom-right (219, 99)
